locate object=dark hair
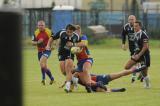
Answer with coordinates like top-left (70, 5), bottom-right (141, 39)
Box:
top-left (66, 24), bottom-right (76, 31)
top-left (135, 20), bottom-right (142, 27)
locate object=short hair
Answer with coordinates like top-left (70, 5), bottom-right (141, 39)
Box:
top-left (75, 25), bottom-right (81, 30)
top-left (135, 20), bottom-right (142, 27)
top-left (66, 24), bottom-right (76, 31)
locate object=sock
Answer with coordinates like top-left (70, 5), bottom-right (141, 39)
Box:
top-left (134, 65), bottom-right (146, 73)
top-left (72, 76), bottom-right (78, 84)
top-left (45, 69), bottom-right (54, 81)
top-left (65, 81), bottom-right (71, 91)
top-left (41, 68), bottom-right (46, 80)
top-left (132, 72), bottom-right (136, 77)
top-left (111, 88), bottom-right (126, 92)
top-left (143, 76), bottom-right (150, 88)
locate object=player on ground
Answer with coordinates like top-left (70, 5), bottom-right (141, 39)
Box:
top-left (46, 24), bottom-right (81, 92)
top-left (32, 20), bottom-right (54, 85)
top-left (124, 21), bottom-right (151, 88)
top-left (74, 65), bottom-right (146, 92)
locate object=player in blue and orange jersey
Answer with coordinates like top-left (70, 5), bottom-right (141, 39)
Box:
top-left (70, 25), bottom-right (93, 93)
top-left (32, 20), bottom-right (54, 85)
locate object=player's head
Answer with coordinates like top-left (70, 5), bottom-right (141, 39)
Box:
top-left (66, 24), bottom-right (76, 36)
top-left (128, 15), bottom-right (136, 26)
top-left (37, 20), bottom-right (45, 31)
top-left (134, 20), bottom-right (142, 32)
top-left (75, 25), bottom-right (82, 36)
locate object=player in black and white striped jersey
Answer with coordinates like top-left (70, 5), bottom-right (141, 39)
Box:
top-left (124, 20), bottom-right (151, 88)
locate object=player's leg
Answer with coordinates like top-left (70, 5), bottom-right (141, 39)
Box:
top-left (58, 55), bottom-right (66, 75)
top-left (141, 67), bottom-right (150, 88)
top-left (40, 51), bottom-right (54, 85)
top-left (124, 59), bottom-right (137, 70)
top-left (59, 61), bottom-right (66, 75)
top-left (38, 52), bottom-right (46, 85)
top-left (140, 53), bottom-right (151, 88)
top-left (82, 61), bottom-right (93, 92)
top-left (109, 65), bottom-right (146, 81)
top-left (64, 58), bottom-right (74, 92)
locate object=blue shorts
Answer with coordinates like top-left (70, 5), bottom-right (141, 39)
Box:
top-left (38, 50), bottom-right (51, 61)
top-left (96, 74), bottom-right (111, 85)
top-left (76, 58), bottom-right (93, 72)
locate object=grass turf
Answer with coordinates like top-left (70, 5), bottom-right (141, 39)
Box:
top-left (23, 45), bottom-right (160, 106)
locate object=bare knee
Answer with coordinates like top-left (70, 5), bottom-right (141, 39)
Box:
top-left (40, 61), bottom-right (46, 68)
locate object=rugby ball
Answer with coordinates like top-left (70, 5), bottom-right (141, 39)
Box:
top-left (71, 47), bottom-right (82, 54)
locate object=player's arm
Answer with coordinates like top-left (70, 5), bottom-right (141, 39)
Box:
top-left (75, 35), bottom-right (88, 47)
top-left (46, 31), bottom-right (60, 50)
top-left (75, 40), bottom-right (88, 47)
top-left (121, 26), bottom-right (127, 50)
top-left (31, 35), bottom-right (43, 46)
top-left (133, 33), bottom-right (149, 60)
top-left (137, 39), bottom-right (149, 57)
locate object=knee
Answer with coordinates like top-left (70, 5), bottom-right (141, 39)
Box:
top-left (40, 61), bottom-right (46, 68)
top-left (124, 65), bottom-right (130, 70)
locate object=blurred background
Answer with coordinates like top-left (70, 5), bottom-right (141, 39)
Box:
top-left (1, 0), bottom-right (160, 44)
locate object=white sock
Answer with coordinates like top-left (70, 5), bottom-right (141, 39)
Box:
top-left (72, 76), bottom-right (79, 85)
top-left (143, 76), bottom-right (151, 88)
top-left (65, 81), bottom-right (71, 91)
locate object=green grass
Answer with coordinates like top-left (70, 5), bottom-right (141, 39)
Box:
top-left (23, 45), bottom-right (160, 106)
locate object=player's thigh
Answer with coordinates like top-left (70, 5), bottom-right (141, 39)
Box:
top-left (83, 62), bottom-right (92, 72)
top-left (125, 59), bottom-right (136, 69)
top-left (39, 55), bottom-right (48, 65)
top-left (65, 59), bottom-right (73, 69)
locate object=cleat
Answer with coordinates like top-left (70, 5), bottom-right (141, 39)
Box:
top-left (140, 77), bottom-right (144, 82)
top-left (64, 89), bottom-right (70, 93)
top-left (131, 78), bottom-right (135, 83)
top-left (41, 80), bottom-right (46, 85)
top-left (49, 80), bottom-right (55, 85)
top-left (111, 88), bottom-right (126, 92)
top-left (118, 88), bottom-right (126, 92)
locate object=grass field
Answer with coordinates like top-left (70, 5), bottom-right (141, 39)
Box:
top-left (23, 40), bottom-right (160, 106)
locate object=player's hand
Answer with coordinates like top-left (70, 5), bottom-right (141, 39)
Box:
top-left (37, 39), bottom-right (44, 46)
top-left (131, 54), bottom-right (140, 61)
top-left (122, 44), bottom-right (127, 51)
top-left (66, 41), bottom-right (73, 47)
top-left (45, 45), bottom-right (51, 51)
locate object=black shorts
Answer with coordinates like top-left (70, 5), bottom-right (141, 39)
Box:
top-left (131, 52), bottom-right (150, 67)
top-left (58, 53), bottom-right (74, 61)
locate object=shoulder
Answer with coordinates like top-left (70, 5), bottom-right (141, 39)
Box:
top-left (81, 34), bottom-right (88, 40)
top-left (34, 28), bottom-right (40, 34)
top-left (123, 23), bottom-right (130, 29)
top-left (141, 30), bottom-right (149, 39)
top-left (45, 28), bottom-right (52, 35)
top-left (73, 32), bottom-right (80, 39)
top-left (57, 30), bottom-right (66, 37)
